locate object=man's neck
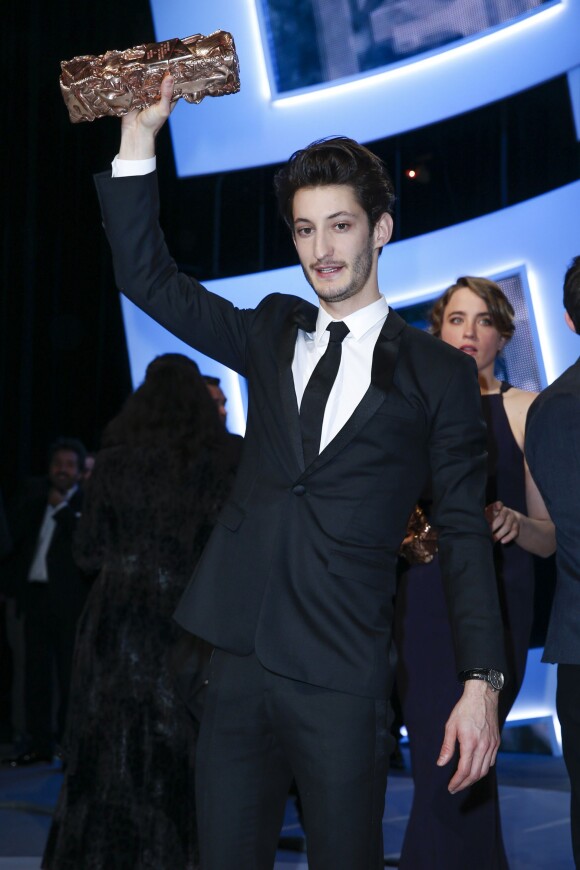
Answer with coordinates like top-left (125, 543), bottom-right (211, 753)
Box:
top-left (319, 289), bottom-right (381, 319)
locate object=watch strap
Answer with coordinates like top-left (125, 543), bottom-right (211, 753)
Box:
top-left (458, 668), bottom-right (504, 691)
top-left (459, 668), bottom-right (490, 682)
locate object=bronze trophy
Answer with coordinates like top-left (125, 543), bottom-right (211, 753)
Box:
top-left (60, 31), bottom-right (240, 123)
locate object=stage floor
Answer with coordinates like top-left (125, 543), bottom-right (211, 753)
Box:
top-left (0, 745), bottom-right (573, 869)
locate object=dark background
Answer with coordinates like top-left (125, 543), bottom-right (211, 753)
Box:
top-left (1, 0), bottom-right (579, 500)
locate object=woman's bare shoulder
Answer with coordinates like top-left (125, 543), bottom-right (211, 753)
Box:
top-left (505, 386), bottom-right (538, 412)
top-left (503, 387), bottom-right (538, 448)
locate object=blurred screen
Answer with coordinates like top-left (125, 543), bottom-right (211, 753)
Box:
top-left (261, 0), bottom-right (551, 93)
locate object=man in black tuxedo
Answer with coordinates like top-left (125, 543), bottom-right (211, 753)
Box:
top-left (94, 74), bottom-right (506, 869)
top-left (1, 437), bottom-right (90, 765)
top-left (525, 255), bottom-right (580, 867)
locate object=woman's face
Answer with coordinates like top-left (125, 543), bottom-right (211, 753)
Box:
top-left (439, 287), bottom-right (506, 374)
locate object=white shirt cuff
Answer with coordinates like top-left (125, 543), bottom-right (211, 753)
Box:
top-left (111, 154), bottom-right (157, 177)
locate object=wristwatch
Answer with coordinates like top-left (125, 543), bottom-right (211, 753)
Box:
top-left (458, 668), bottom-right (504, 692)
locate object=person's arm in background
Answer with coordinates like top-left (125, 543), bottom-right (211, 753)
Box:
top-left (526, 389), bottom-right (580, 549)
top-left (94, 73), bottom-right (254, 376)
top-left (486, 388), bottom-right (556, 557)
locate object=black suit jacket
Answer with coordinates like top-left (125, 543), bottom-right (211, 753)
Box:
top-left (95, 170), bottom-right (506, 699)
top-left (1, 481), bottom-right (89, 621)
top-left (526, 357), bottom-right (580, 665)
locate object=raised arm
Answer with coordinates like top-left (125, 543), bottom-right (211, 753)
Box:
top-left (94, 73), bottom-right (255, 375)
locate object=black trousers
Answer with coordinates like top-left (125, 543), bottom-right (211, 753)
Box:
top-left (195, 649), bottom-right (390, 870)
top-left (557, 664), bottom-right (580, 868)
top-left (24, 584), bottom-right (78, 754)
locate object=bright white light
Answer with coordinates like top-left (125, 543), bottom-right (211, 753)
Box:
top-left (222, 369), bottom-right (247, 436)
top-left (526, 265), bottom-right (560, 384)
top-left (553, 716), bottom-right (563, 748)
top-left (507, 707), bottom-right (554, 721)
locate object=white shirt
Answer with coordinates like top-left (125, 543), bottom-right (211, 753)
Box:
top-left (112, 155), bottom-right (389, 453)
top-left (28, 488), bottom-right (77, 582)
top-left (292, 297), bottom-right (389, 451)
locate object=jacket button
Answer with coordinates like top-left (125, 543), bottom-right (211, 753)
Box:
top-left (292, 484), bottom-right (306, 496)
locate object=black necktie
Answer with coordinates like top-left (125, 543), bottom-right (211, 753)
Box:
top-left (300, 321), bottom-right (350, 467)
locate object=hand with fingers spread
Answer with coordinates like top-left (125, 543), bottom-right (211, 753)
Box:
top-left (437, 678), bottom-right (500, 794)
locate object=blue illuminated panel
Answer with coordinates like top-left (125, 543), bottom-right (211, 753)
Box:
top-left (148, 0), bottom-right (580, 175)
top-left (260, 0), bottom-right (553, 95)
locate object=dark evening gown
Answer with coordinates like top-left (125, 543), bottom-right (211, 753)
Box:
top-left (394, 383), bottom-right (535, 869)
top-left (42, 440), bottom-right (240, 870)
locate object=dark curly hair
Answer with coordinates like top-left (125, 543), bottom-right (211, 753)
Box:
top-left (102, 354), bottom-right (227, 466)
top-left (430, 276), bottom-right (515, 342)
top-left (274, 136), bottom-right (396, 240)
top-left (100, 354), bottom-right (239, 533)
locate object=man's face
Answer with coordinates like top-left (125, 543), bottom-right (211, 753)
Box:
top-left (48, 449), bottom-right (81, 494)
top-left (292, 185), bottom-right (392, 315)
top-left (207, 384), bottom-right (227, 426)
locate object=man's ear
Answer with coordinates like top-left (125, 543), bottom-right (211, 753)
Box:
top-left (374, 213), bottom-right (393, 250)
top-left (564, 310), bottom-right (578, 334)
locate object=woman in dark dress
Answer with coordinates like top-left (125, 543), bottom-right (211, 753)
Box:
top-left (42, 353), bottom-right (241, 870)
top-left (394, 278), bottom-right (555, 869)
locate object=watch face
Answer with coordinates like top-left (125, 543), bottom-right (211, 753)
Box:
top-left (489, 669), bottom-right (505, 691)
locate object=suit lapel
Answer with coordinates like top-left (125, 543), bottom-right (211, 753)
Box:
top-left (301, 309), bottom-right (407, 476)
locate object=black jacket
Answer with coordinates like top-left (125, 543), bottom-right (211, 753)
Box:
top-left (1, 481), bottom-right (89, 619)
top-left (95, 170), bottom-right (506, 700)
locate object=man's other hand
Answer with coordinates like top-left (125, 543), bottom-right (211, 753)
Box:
top-left (437, 678), bottom-right (500, 794)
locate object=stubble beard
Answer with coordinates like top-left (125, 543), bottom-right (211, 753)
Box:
top-left (302, 238), bottom-right (375, 305)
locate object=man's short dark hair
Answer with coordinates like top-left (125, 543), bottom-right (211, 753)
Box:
top-left (203, 375), bottom-right (221, 387)
top-left (48, 437), bottom-right (87, 471)
top-left (273, 136), bottom-right (396, 234)
top-left (563, 255), bottom-right (580, 333)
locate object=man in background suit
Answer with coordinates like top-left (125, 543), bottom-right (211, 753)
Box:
top-left (1, 437), bottom-right (90, 765)
top-left (93, 74), bottom-right (506, 869)
top-left (525, 255), bottom-right (580, 867)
